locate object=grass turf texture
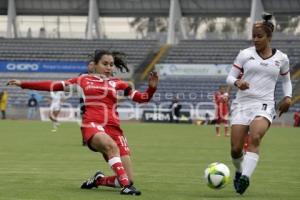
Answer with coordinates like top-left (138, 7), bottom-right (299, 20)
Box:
top-left (0, 120), bottom-right (299, 200)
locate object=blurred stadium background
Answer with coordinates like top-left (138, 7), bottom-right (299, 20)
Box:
top-left (0, 1), bottom-right (300, 200)
top-left (0, 0), bottom-right (299, 125)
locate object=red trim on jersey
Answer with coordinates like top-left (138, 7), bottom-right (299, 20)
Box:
top-left (131, 86), bottom-right (156, 103)
top-left (21, 81), bottom-right (65, 91)
top-left (233, 64), bottom-right (242, 70)
top-left (280, 70), bottom-right (289, 76)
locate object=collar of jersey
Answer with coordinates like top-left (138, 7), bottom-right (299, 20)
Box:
top-left (92, 74), bottom-right (110, 80)
top-left (255, 48), bottom-right (277, 60)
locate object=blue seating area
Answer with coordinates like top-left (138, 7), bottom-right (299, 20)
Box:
top-left (0, 38), bottom-right (160, 66)
top-left (161, 40), bottom-right (300, 65)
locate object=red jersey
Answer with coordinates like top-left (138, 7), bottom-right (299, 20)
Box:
top-left (214, 91), bottom-right (229, 119)
top-left (21, 74), bottom-right (156, 127)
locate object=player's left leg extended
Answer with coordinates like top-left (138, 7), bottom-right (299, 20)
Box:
top-left (91, 127), bottom-right (141, 195)
top-left (223, 119), bottom-right (230, 137)
top-left (237, 116), bottom-right (270, 195)
top-left (230, 125), bottom-right (249, 191)
top-left (91, 155), bottom-right (134, 189)
top-left (215, 118), bottom-right (221, 136)
top-left (49, 110), bottom-right (60, 132)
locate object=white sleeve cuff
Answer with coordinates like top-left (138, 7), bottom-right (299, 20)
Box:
top-left (282, 73), bottom-right (292, 97)
top-left (226, 66), bottom-right (241, 86)
top-left (129, 90), bottom-right (137, 99)
top-left (226, 76), bottom-right (238, 86)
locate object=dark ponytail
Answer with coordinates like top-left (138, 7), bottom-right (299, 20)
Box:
top-left (112, 51), bottom-right (129, 73)
top-left (261, 12), bottom-right (274, 37)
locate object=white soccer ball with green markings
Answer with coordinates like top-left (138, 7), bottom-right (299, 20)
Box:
top-left (204, 162), bottom-right (230, 189)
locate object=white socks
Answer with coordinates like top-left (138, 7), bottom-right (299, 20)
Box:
top-left (242, 152), bottom-right (259, 178)
top-left (232, 152), bottom-right (259, 178)
top-left (232, 154), bottom-right (244, 173)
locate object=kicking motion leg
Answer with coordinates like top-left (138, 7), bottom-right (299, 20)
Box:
top-left (236, 117), bottom-right (269, 195)
top-left (230, 125), bottom-right (249, 191)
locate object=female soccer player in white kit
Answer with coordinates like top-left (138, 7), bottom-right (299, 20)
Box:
top-left (226, 13), bottom-right (292, 194)
top-left (49, 91), bottom-right (64, 132)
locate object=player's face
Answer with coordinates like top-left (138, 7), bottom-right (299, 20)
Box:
top-left (220, 87), bottom-right (225, 93)
top-left (94, 55), bottom-right (114, 77)
top-left (252, 26), bottom-right (270, 52)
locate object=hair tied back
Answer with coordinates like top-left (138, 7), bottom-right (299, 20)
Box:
top-left (262, 12), bottom-right (272, 22)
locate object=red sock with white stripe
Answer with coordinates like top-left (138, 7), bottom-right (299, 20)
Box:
top-left (108, 157), bottom-right (129, 187)
top-left (96, 175), bottom-right (121, 188)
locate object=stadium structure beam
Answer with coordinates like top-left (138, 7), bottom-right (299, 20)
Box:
top-left (249, 0), bottom-right (264, 39)
top-left (86, 0), bottom-right (102, 39)
top-left (1, 0), bottom-right (298, 17)
top-left (167, 0), bottom-right (187, 44)
top-left (6, 0), bottom-right (18, 38)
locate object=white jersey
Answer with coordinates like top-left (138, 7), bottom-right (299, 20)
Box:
top-left (233, 46), bottom-right (289, 104)
top-left (50, 91), bottom-right (64, 110)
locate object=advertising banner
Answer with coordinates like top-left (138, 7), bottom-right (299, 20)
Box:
top-left (0, 60), bottom-right (87, 73)
top-left (142, 110), bottom-right (192, 123)
top-left (156, 63), bottom-right (231, 76)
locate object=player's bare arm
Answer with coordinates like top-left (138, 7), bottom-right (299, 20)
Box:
top-left (148, 71), bottom-right (159, 88)
top-left (278, 96), bottom-right (292, 117)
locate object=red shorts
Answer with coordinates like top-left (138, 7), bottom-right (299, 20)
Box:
top-left (216, 117), bottom-right (229, 124)
top-left (81, 122), bottom-right (130, 157)
top-left (215, 111), bottom-right (229, 124)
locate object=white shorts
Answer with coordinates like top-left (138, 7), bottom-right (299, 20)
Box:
top-left (50, 103), bottom-right (61, 112)
top-left (230, 101), bottom-right (276, 125)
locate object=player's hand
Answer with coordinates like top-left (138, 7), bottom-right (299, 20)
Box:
top-left (7, 79), bottom-right (21, 87)
top-left (223, 93), bottom-right (229, 102)
top-left (235, 80), bottom-right (249, 90)
top-left (148, 71), bottom-right (159, 88)
top-left (277, 96), bottom-right (292, 117)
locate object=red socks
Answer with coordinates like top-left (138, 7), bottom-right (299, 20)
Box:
top-left (108, 157), bottom-right (129, 187)
top-left (96, 175), bottom-right (121, 188)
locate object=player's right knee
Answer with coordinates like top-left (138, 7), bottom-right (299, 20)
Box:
top-left (102, 142), bottom-right (119, 157)
top-left (231, 147), bottom-right (243, 158)
top-left (249, 133), bottom-right (261, 147)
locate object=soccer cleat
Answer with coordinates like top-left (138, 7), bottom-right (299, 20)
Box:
top-left (236, 175), bottom-right (250, 195)
top-left (81, 171), bottom-right (104, 189)
top-left (120, 184), bottom-right (141, 196)
top-left (51, 123), bottom-right (59, 132)
top-left (233, 171), bottom-right (242, 190)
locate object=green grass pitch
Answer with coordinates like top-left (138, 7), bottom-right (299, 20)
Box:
top-left (0, 120), bottom-right (299, 200)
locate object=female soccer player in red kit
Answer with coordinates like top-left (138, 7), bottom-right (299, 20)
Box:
top-left (8, 50), bottom-right (159, 196)
top-left (213, 85), bottom-right (230, 136)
